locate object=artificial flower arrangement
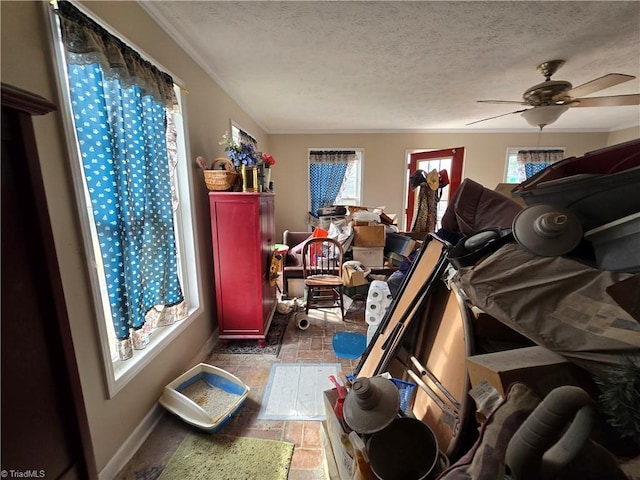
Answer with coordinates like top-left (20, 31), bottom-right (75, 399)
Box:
top-left (219, 132), bottom-right (258, 167)
top-left (261, 153), bottom-right (276, 168)
top-left (217, 132), bottom-right (276, 192)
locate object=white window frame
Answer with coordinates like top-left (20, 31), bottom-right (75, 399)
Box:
top-left (46, 2), bottom-right (202, 398)
top-left (230, 120), bottom-right (257, 147)
top-left (504, 146), bottom-right (565, 183)
top-left (308, 148), bottom-right (363, 211)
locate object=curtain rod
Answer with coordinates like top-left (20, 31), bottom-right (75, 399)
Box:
top-left (50, 0), bottom-right (188, 94)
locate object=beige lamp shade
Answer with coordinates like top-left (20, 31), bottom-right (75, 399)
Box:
top-left (521, 105), bottom-right (569, 128)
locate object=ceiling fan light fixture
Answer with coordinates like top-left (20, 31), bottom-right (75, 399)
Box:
top-left (521, 105), bottom-right (569, 128)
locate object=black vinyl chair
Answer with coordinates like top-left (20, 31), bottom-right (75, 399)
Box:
top-left (302, 237), bottom-right (345, 321)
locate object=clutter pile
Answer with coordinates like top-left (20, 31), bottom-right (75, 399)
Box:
top-left (283, 204), bottom-right (426, 304)
top-left (364, 281), bottom-right (393, 345)
top-left (322, 139), bottom-right (640, 479)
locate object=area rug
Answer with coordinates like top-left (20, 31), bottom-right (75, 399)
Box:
top-left (158, 432), bottom-right (294, 480)
top-left (258, 363), bottom-right (341, 421)
top-left (211, 312), bottom-right (290, 355)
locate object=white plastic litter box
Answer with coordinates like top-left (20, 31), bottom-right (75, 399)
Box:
top-left (159, 363), bottom-right (250, 433)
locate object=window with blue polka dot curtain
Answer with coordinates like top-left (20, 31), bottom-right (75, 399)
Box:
top-left (516, 149), bottom-right (565, 180)
top-left (309, 150), bottom-right (356, 217)
top-left (57, 1), bottom-right (186, 360)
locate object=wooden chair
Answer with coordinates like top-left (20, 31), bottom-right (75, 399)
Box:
top-left (302, 237), bottom-right (345, 320)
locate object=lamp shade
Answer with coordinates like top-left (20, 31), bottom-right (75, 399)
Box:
top-left (343, 377), bottom-right (400, 434)
top-left (521, 105), bottom-right (569, 128)
top-left (512, 204), bottom-right (583, 256)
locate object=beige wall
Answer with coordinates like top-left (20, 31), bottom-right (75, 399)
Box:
top-left (1, 1), bottom-right (267, 474)
top-left (2, 1), bottom-right (637, 475)
top-left (269, 131), bottom-right (612, 236)
top-left (607, 126), bottom-right (640, 146)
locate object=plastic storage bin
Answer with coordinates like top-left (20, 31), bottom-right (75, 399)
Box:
top-left (585, 212), bottom-right (640, 272)
top-left (385, 233), bottom-right (417, 257)
top-left (159, 363), bottom-right (250, 433)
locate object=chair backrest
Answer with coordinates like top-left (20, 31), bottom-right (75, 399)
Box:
top-left (302, 237), bottom-right (344, 278)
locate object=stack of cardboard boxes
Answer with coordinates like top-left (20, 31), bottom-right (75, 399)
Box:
top-left (348, 207), bottom-right (391, 268)
top-left (352, 223), bottom-right (386, 267)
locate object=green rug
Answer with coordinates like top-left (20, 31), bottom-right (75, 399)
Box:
top-left (158, 432), bottom-right (294, 480)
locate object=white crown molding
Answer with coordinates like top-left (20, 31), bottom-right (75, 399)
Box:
top-left (137, 1), bottom-right (269, 133)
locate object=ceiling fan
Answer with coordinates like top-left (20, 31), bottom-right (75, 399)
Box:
top-left (468, 60), bottom-right (640, 129)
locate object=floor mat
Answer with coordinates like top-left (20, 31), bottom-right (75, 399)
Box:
top-left (158, 432), bottom-right (294, 480)
top-left (258, 363), bottom-right (341, 420)
top-left (211, 312), bottom-right (290, 355)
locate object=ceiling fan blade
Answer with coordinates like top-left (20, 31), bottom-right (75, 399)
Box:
top-left (570, 94), bottom-right (640, 107)
top-left (477, 100), bottom-right (526, 105)
top-left (466, 109), bottom-right (528, 126)
top-left (557, 73), bottom-right (636, 101)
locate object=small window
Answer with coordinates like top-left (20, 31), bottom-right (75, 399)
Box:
top-left (308, 149), bottom-right (362, 216)
top-left (505, 147), bottom-right (565, 183)
top-left (334, 151), bottom-right (362, 206)
top-left (231, 122), bottom-right (257, 149)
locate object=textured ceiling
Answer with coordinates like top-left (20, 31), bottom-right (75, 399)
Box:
top-left (141, 1), bottom-right (640, 133)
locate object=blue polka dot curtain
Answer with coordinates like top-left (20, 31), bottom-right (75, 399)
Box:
top-left (309, 151), bottom-right (356, 217)
top-left (56, 1), bottom-right (186, 360)
top-left (516, 149), bottom-right (564, 180)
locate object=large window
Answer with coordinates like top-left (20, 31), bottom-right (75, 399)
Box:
top-left (49, 1), bottom-right (200, 396)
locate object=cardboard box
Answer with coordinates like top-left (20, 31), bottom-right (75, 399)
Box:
top-left (320, 421), bottom-right (340, 480)
top-left (387, 251), bottom-right (405, 267)
top-left (379, 212), bottom-right (397, 225)
top-left (466, 345), bottom-right (592, 398)
top-left (494, 183), bottom-right (527, 207)
top-left (323, 389), bottom-right (356, 480)
top-left (342, 266), bottom-right (368, 287)
top-left (287, 278), bottom-right (306, 299)
top-left (354, 225), bottom-right (386, 247)
top-left (352, 246), bottom-right (384, 267)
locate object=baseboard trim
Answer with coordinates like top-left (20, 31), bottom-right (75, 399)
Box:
top-left (98, 331), bottom-right (218, 480)
top-left (98, 404), bottom-right (164, 480)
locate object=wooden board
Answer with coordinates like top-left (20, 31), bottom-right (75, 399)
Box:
top-left (355, 236), bottom-right (447, 378)
top-left (409, 281), bottom-right (474, 458)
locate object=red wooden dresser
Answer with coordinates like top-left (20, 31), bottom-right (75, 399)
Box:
top-left (208, 192), bottom-right (276, 346)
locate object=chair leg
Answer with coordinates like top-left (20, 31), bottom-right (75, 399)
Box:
top-left (338, 286), bottom-right (344, 321)
top-left (305, 287), bottom-right (310, 315)
top-left (282, 271), bottom-right (288, 298)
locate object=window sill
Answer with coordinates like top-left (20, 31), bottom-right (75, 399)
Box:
top-left (107, 306), bottom-right (201, 398)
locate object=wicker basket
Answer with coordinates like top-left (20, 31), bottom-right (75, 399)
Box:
top-left (204, 158), bottom-right (239, 191)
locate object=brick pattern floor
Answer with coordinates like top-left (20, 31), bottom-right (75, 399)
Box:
top-left (114, 301), bottom-right (368, 480)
